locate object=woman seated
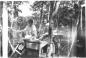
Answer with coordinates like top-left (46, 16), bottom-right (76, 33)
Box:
top-left (22, 19), bottom-right (37, 41)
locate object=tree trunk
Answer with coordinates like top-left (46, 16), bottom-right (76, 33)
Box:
top-left (39, 3), bottom-right (43, 33)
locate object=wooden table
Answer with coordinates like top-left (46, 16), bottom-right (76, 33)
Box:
top-left (23, 39), bottom-right (40, 58)
top-left (23, 39), bottom-right (40, 50)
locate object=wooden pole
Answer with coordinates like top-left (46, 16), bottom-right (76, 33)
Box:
top-left (2, 2), bottom-right (8, 58)
top-left (81, 7), bottom-right (82, 30)
top-left (85, 0), bottom-right (86, 56)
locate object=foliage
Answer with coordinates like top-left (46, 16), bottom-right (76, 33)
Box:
top-left (53, 1), bottom-right (80, 27)
top-left (32, 1), bottom-right (82, 28)
top-left (32, 1), bottom-right (49, 23)
top-left (7, 1), bottom-right (22, 18)
top-left (12, 17), bottom-right (27, 30)
top-left (32, 1), bottom-right (48, 11)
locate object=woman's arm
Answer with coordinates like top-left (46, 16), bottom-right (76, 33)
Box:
top-left (32, 25), bottom-right (37, 39)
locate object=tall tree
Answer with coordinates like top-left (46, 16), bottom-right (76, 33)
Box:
top-left (32, 1), bottom-right (50, 34)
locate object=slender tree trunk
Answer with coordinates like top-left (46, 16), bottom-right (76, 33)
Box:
top-left (85, 0), bottom-right (86, 56)
top-left (0, 2), bottom-right (3, 26)
top-left (48, 1), bottom-right (54, 57)
top-left (49, 1), bottom-right (54, 43)
top-left (39, 3), bottom-right (43, 33)
top-left (0, 1), bottom-right (3, 56)
top-left (2, 2), bottom-right (8, 57)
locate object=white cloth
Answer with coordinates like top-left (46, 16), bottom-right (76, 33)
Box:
top-left (40, 41), bottom-right (48, 49)
top-left (24, 25), bottom-right (37, 40)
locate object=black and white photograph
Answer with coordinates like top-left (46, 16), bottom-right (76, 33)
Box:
top-left (5, 0), bottom-right (86, 58)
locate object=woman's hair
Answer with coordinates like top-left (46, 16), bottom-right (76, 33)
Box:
top-left (27, 19), bottom-right (33, 24)
top-left (17, 17), bottom-right (23, 23)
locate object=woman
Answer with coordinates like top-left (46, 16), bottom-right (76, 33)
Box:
top-left (23, 19), bottom-right (37, 40)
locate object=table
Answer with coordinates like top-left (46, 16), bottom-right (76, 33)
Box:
top-left (23, 39), bottom-right (40, 50)
top-left (23, 39), bottom-right (40, 58)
